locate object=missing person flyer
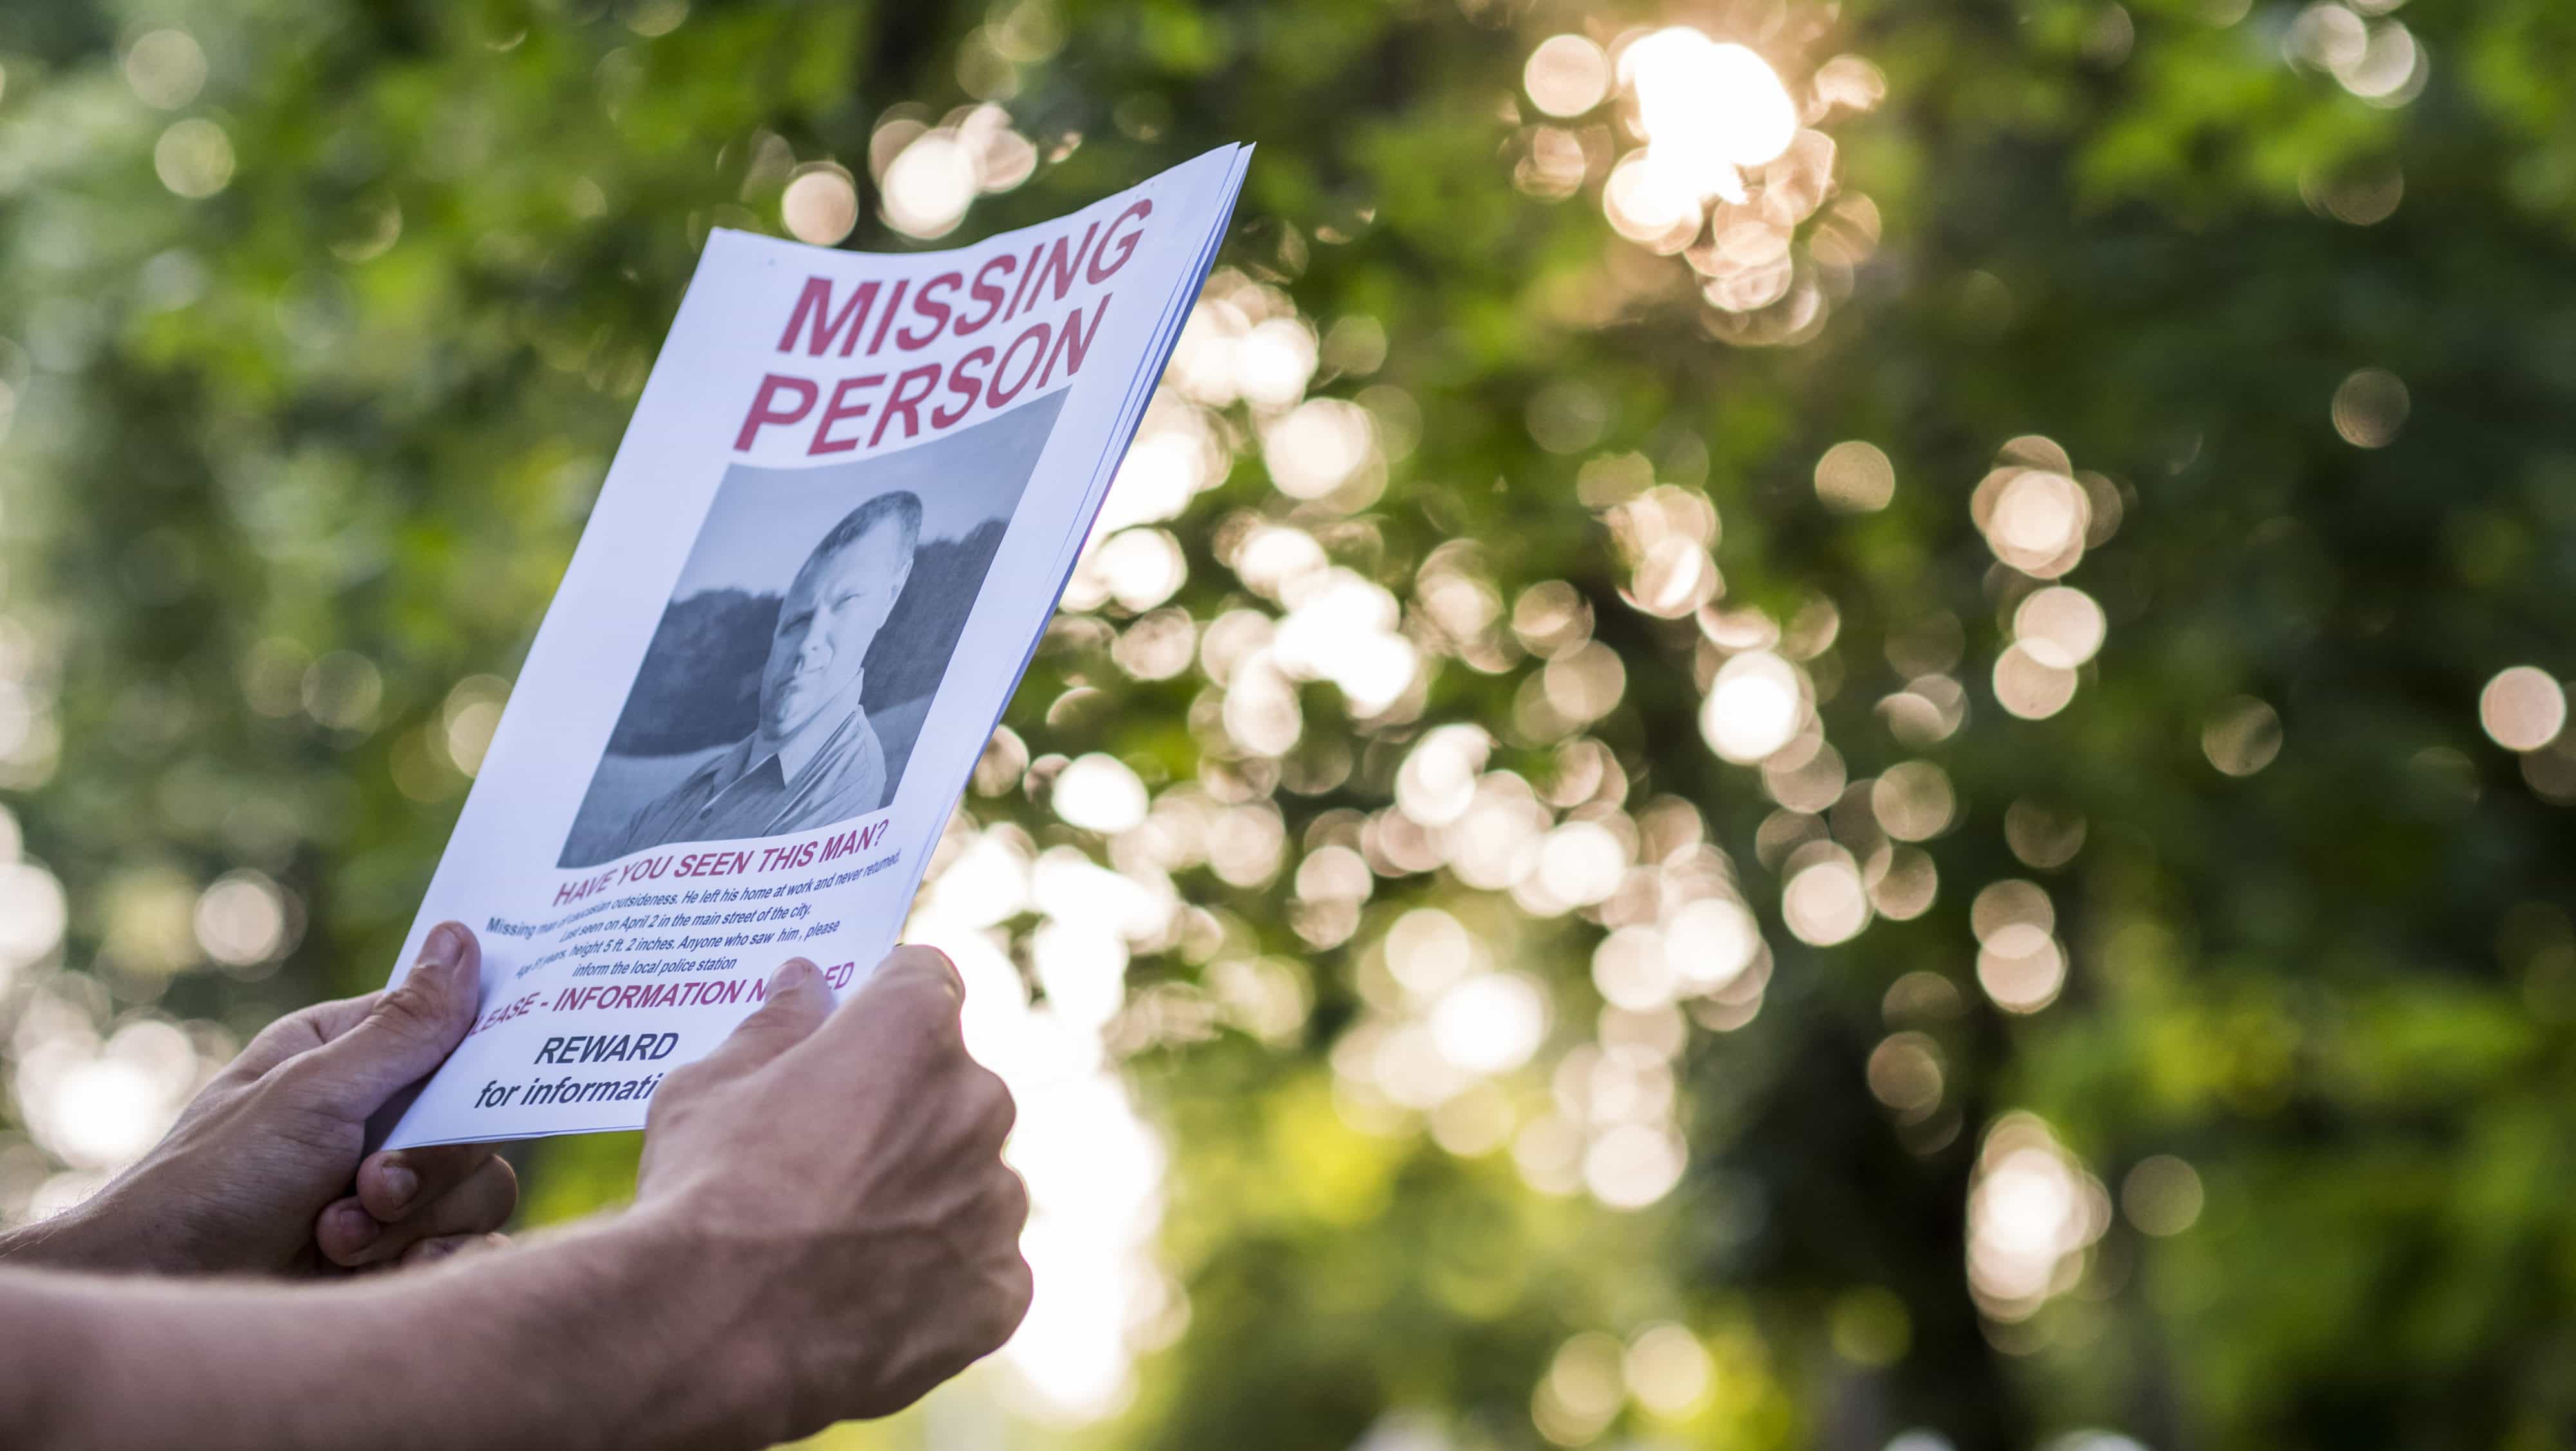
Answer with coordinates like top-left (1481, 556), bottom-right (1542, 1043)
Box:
top-left (374, 146), bottom-right (1251, 1149)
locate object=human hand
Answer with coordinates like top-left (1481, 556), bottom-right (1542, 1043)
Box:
top-left (634, 947), bottom-right (1030, 1439)
top-left (0, 922), bottom-right (517, 1276)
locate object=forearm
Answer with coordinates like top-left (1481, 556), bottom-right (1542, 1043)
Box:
top-left (0, 1173), bottom-right (142, 1273)
top-left (0, 1186), bottom-right (204, 1275)
top-left (1, 1208), bottom-right (790, 1451)
top-left (0, 1217), bottom-right (95, 1271)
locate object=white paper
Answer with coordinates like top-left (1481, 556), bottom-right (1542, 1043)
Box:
top-left (374, 146), bottom-right (1249, 1149)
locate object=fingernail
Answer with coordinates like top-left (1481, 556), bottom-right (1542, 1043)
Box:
top-left (414, 922), bottom-right (466, 978)
top-left (337, 1203), bottom-right (380, 1253)
top-left (770, 958), bottom-right (817, 992)
top-left (378, 1161), bottom-right (419, 1212)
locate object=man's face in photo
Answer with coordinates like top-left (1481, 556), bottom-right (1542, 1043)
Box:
top-left (760, 520), bottom-right (910, 744)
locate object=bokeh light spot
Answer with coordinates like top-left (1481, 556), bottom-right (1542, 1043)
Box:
top-left (1052, 754), bottom-right (1149, 833)
top-left (124, 30), bottom-right (207, 109)
top-left (1700, 650), bottom-right (1806, 763)
top-left (2202, 696), bottom-right (2283, 776)
top-left (1524, 35), bottom-right (1610, 117)
top-left (2480, 666), bottom-right (2566, 752)
top-left (2121, 1154), bottom-right (2205, 1237)
top-left (155, 119), bottom-right (235, 198)
top-left (2331, 367), bottom-right (2409, 448)
top-left (782, 163), bottom-right (860, 244)
top-left (2012, 587), bottom-right (2107, 669)
top-left (1815, 440), bottom-right (1895, 512)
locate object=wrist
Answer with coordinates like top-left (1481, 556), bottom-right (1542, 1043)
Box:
top-left (0, 1161), bottom-right (238, 1277)
top-left (0, 1202), bottom-right (122, 1274)
top-left (597, 1202), bottom-right (803, 1447)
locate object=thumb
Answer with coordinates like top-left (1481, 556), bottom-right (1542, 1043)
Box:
top-left (861, 944), bottom-right (965, 1004)
top-left (281, 922), bottom-right (482, 1115)
top-left (815, 945), bottom-right (963, 1052)
top-left (697, 958), bottom-right (833, 1076)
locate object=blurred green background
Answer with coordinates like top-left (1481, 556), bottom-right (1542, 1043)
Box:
top-left (4, 0), bottom-right (2575, 1446)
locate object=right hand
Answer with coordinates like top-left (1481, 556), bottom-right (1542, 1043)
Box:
top-left (634, 947), bottom-right (1030, 1437)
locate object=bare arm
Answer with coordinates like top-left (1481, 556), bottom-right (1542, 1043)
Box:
top-left (0, 947), bottom-right (1027, 1451)
top-left (0, 1213), bottom-right (780, 1451)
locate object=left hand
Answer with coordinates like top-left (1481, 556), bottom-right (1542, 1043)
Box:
top-left (0, 922), bottom-right (518, 1276)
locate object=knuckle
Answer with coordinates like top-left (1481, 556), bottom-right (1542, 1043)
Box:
top-left (997, 1252), bottom-right (1036, 1332)
top-left (917, 996), bottom-right (971, 1050)
top-left (880, 967), bottom-right (946, 1013)
top-left (996, 1166), bottom-right (1032, 1228)
top-left (239, 1016), bottom-right (308, 1061)
top-left (878, 951), bottom-right (963, 1011)
top-left (647, 1070), bottom-right (715, 1124)
top-left (978, 1070), bottom-right (1018, 1140)
top-left (370, 983), bottom-right (446, 1040)
top-left (655, 1061), bottom-right (711, 1101)
top-left (261, 1054), bottom-right (347, 1114)
top-left (226, 1005), bottom-right (331, 1079)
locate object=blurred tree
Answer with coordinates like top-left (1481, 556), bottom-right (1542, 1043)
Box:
top-left (3, 1), bottom-right (2575, 1449)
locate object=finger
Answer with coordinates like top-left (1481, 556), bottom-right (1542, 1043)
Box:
top-left (877, 943), bottom-right (964, 1001)
top-left (212, 992), bottom-right (381, 1086)
top-left (397, 1232), bottom-right (509, 1269)
top-left (991, 1162), bottom-right (1032, 1237)
top-left (356, 1143), bottom-right (503, 1224)
top-left (979, 1066), bottom-right (1018, 1148)
top-left (225, 932), bottom-right (493, 1086)
top-left (692, 958), bottom-right (832, 1078)
top-left (962, 1171), bottom-right (1036, 1354)
top-left (986, 1246), bottom-right (1036, 1347)
top-left (314, 1196), bottom-right (386, 1264)
top-left (974, 1166), bottom-right (1036, 1347)
top-left (815, 945), bottom-right (962, 1048)
top-left (326, 1155), bottom-right (518, 1269)
top-left (274, 923), bottom-right (482, 1112)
